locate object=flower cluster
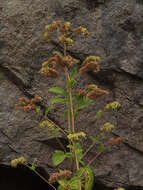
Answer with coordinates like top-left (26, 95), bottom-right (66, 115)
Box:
top-left (104, 101), bottom-right (121, 111)
top-left (48, 170), bottom-right (72, 184)
top-left (100, 122), bottom-right (115, 132)
top-left (73, 26), bottom-right (89, 36)
top-left (16, 96), bottom-right (42, 111)
top-left (80, 56), bottom-right (100, 73)
top-left (107, 137), bottom-right (124, 146)
top-left (67, 132), bottom-right (86, 141)
top-left (40, 53), bottom-right (78, 78)
top-left (11, 157), bottom-right (27, 168)
top-left (40, 120), bottom-right (54, 130)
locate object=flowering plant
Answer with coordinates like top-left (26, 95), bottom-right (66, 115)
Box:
top-left (12, 21), bottom-right (123, 190)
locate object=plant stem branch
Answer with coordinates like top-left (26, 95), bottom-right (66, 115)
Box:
top-left (87, 151), bottom-right (102, 166)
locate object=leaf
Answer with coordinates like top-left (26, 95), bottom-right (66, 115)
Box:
top-left (52, 150), bottom-right (66, 166)
top-left (65, 152), bottom-right (74, 158)
top-left (68, 79), bottom-right (77, 88)
top-left (49, 87), bottom-right (65, 94)
top-left (89, 136), bottom-right (100, 144)
top-left (95, 109), bottom-right (103, 119)
top-left (50, 97), bottom-right (65, 104)
top-left (77, 167), bottom-right (94, 190)
top-left (68, 177), bottom-right (81, 190)
top-left (97, 144), bottom-right (105, 152)
top-left (70, 68), bottom-right (78, 80)
top-left (49, 128), bottom-right (59, 136)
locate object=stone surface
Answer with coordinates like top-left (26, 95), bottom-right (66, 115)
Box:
top-left (0, 0), bottom-right (143, 189)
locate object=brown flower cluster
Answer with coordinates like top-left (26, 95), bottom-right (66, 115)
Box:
top-left (87, 88), bottom-right (109, 100)
top-left (48, 170), bottom-right (72, 184)
top-left (107, 137), bottom-right (124, 146)
top-left (74, 84), bottom-right (108, 100)
top-left (40, 68), bottom-right (59, 78)
top-left (80, 56), bottom-right (100, 73)
top-left (16, 96), bottom-right (42, 111)
top-left (40, 54), bottom-right (78, 78)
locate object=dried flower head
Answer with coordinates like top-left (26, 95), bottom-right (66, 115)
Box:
top-left (40, 68), bottom-right (59, 78)
top-left (11, 157), bottom-right (27, 168)
top-left (104, 101), bottom-right (121, 111)
top-left (67, 132), bottom-right (86, 141)
top-left (87, 88), bottom-right (109, 100)
top-left (107, 137), bottom-right (124, 146)
top-left (48, 170), bottom-right (72, 184)
top-left (100, 122), bottom-right (115, 132)
top-left (73, 89), bottom-right (87, 96)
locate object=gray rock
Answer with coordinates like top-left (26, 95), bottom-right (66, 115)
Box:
top-left (0, 0), bottom-right (143, 189)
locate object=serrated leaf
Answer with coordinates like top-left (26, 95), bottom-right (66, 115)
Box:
top-left (49, 87), bottom-right (65, 94)
top-left (50, 97), bottom-right (65, 104)
top-left (95, 109), bottom-right (103, 119)
top-left (57, 185), bottom-right (65, 190)
top-left (52, 150), bottom-right (66, 166)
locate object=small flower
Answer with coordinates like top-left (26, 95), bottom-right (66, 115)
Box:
top-left (100, 122), bottom-right (115, 132)
top-left (87, 88), bottom-right (109, 100)
top-left (107, 137), bottom-right (124, 146)
top-left (104, 101), bottom-right (121, 111)
top-left (48, 170), bottom-right (72, 184)
top-left (67, 132), bottom-right (86, 141)
top-left (11, 157), bottom-right (27, 168)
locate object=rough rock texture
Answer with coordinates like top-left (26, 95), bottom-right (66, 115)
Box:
top-left (0, 0), bottom-right (143, 189)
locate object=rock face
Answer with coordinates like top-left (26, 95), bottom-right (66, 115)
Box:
top-left (0, 0), bottom-right (143, 189)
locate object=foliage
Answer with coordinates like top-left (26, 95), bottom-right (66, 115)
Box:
top-left (11, 20), bottom-right (124, 190)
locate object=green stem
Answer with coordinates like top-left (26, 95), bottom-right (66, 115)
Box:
top-left (26, 165), bottom-right (57, 190)
top-left (87, 151), bottom-right (102, 166)
top-left (56, 137), bottom-right (66, 152)
top-left (82, 142), bottom-right (95, 159)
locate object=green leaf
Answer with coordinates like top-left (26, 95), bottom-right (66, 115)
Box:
top-left (52, 150), bottom-right (66, 166)
top-left (51, 97), bottom-right (65, 104)
top-left (68, 177), bottom-right (81, 190)
top-left (70, 68), bottom-right (78, 80)
top-left (45, 106), bottom-right (53, 116)
top-left (77, 167), bottom-right (94, 190)
top-left (68, 79), bottom-right (77, 88)
top-left (89, 136), bottom-right (100, 144)
top-left (49, 87), bottom-right (65, 94)
top-left (65, 152), bottom-right (74, 158)
top-left (97, 144), bottom-right (105, 152)
top-left (95, 109), bottom-right (103, 119)
top-left (49, 128), bottom-right (59, 136)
